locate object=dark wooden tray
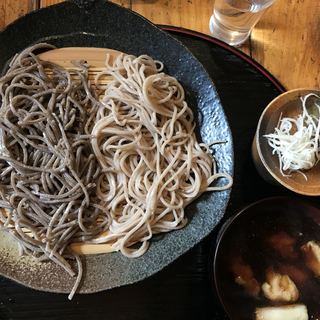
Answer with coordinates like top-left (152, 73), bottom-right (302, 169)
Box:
top-left (0, 26), bottom-right (289, 320)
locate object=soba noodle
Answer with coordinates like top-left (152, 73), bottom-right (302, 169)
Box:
top-left (0, 44), bottom-right (110, 299)
top-left (0, 44), bottom-right (232, 299)
top-left (91, 53), bottom-right (232, 257)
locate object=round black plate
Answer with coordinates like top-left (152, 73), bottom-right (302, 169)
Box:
top-left (0, 1), bottom-right (233, 295)
top-left (0, 13), bottom-right (290, 320)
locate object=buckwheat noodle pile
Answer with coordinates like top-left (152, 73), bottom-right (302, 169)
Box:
top-left (0, 44), bottom-right (232, 299)
top-left (0, 44), bottom-right (110, 299)
top-left (91, 53), bottom-right (232, 257)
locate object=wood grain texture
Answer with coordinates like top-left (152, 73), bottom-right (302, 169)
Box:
top-left (111, 0), bottom-right (130, 7)
top-left (0, 0), bottom-right (32, 28)
top-left (40, 0), bottom-right (64, 6)
top-left (131, 0), bottom-right (180, 26)
top-left (251, 0), bottom-right (320, 89)
top-left (131, 0), bottom-right (217, 35)
top-left (40, 0), bottom-right (130, 8)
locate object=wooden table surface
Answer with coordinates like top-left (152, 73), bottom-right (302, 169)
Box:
top-left (0, 0), bottom-right (319, 90)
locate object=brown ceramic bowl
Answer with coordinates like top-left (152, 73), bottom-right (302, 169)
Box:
top-left (252, 88), bottom-right (320, 196)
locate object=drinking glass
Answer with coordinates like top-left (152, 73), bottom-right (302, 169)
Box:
top-left (209, 0), bottom-right (276, 46)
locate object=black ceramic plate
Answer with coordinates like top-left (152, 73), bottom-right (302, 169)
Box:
top-left (0, 1), bottom-right (233, 294)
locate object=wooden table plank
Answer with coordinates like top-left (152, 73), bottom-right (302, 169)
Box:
top-left (131, 0), bottom-right (180, 27)
top-left (180, 0), bottom-right (215, 34)
top-left (131, 0), bottom-right (215, 36)
top-left (40, 0), bottom-right (64, 6)
top-left (40, 0), bottom-right (130, 8)
top-left (251, 0), bottom-right (320, 89)
top-left (0, 0), bottom-right (33, 29)
top-left (112, 0), bottom-right (131, 7)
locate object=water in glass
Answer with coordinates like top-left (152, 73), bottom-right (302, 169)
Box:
top-left (209, 0), bottom-right (275, 46)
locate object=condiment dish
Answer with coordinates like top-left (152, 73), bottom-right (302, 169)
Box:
top-left (252, 88), bottom-right (320, 196)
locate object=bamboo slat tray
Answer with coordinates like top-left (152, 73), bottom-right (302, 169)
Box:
top-left (2, 48), bottom-right (126, 256)
top-left (40, 47), bottom-right (121, 255)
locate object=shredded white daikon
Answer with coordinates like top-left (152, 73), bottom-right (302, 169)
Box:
top-left (264, 93), bottom-right (320, 179)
